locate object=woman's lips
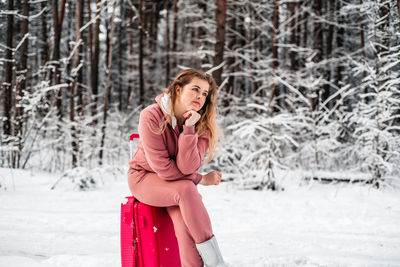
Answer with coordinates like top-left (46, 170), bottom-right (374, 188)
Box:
top-left (193, 101), bottom-right (200, 106)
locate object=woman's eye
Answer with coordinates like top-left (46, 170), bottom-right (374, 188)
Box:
top-left (203, 93), bottom-right (208, 97)
top-left (192, 87), bottom-right (198, 91)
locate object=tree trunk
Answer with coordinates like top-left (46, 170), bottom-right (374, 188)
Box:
top-left (296, 2), bottom-right (301, 49)
top-left (14, 0), bottom-right (30, 168)
top-left (99, 3), bottom-right (117, 165)
top-left (41, 2), bottom-right (49, 65)
top-left (323, 0), bottom-right (335, 108)
top-left (299, 0), bottom-right (309, 96)
top-left (259, 0), bottom-right (264, 57)
top-left (335, 0), bottom-right (344, 91)
top-left (52, 0), bottom-right (66, 120)
top-left (118, 0), bottom-right (123, 111)
top-left (149, 1), bottom-right (155, 49)
top-left (87, 0), bottom-right (93, 65)
top-left (70, 0), bottom-right (83, 168)
top-left (376, 1), bottom-right (390, 82)
top-left (21, 0), bottom-right (30, 87)
top-left (269, 0), bottom-right (279, 115)
top-left (3, 0), bottom-right (14, 137)
top-left (141, 0), bottom-right (151, 95)
top-left (104, 0), bottom-right (110, 101)
top-left (248, 2), bottom-right (257, 94)
top-left (213, 0), bottom-right (227, 87)
top-left (302, 0), bottom-right (309, 50)
top-left (287, 1), bottom-right (298, 113)
top-left (127, 4), bottom-right (134, 111)
top-left (65, 1), bottom-right (74, 76)
top-left (312, 0), bottom-right (323, 111)
top-left (148, 0), bottom-right (160, 94)
top-left (397, 0), bottom-right (400, 23)
top-left (225, 3), bottom-right (236, 97)
top-left (171, 0), bottom-right (178, 69)
top-left (271, 0), bottom-right (279, 70)
top-left (165, 0), bottom-right (170, 87)
top-left (138, 0), bottom-right (145, 105)
top-left (77, 0), bottom-right (85, 116)
top-left (289, 1), bottom-right (297, 71)
top-left (91, 0), bottom-right (101, 124)
top-left (196, 1), bottom-right (207, 67)
top-left (360, 0), bottom-right (367, 95)
top-left (236, 6), bottom-right (246, 94)
top-left (79, 0), bottom-right (93, 115)
top-left (312, 0), bottom-right (323, 62)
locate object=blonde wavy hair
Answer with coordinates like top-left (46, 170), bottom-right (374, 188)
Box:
top-left (156, 69), bottom-right (222, 164)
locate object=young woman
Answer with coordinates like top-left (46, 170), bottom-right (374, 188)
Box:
top-left (127, 69), bottom-right (228, 267)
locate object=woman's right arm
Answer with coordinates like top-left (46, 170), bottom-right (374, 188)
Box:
top-left (139, 109), bottom-right (202, 184)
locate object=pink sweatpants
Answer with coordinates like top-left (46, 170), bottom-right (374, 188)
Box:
top-left (128, 172), bottom-right (213, 267)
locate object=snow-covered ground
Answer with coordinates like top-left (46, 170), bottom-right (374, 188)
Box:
top-left (0, 167), bottom-right (399, 267)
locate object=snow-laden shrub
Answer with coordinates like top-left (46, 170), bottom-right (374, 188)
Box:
top-left (346, 1), bottom-right (400, 188)
top-left (50, 165), bottom-right (125, 191)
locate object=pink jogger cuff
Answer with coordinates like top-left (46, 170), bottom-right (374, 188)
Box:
top-left (193, 173), bottom-right (203, 185)
top-left (182, 125), bottom-right (196, 135)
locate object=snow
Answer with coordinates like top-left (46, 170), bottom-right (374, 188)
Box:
top-left (1, 167), bottom-right (400, 267)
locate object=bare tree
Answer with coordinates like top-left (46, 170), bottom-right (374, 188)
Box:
top-left (359, 0), bottom-right (367, 97)
top-left (335, 0), bottom-right (344, 91)
top-left (86, 0), bottom-right (93, 102)
top-left (41, 2), bottom-right (50, 65)
top-left (248, 2), bottom-right (258, 94)
top-left (196, 1), bottom-right (208, 68)
top-left (398, 0), bottom-right (400, 22)
top-left (127, 2), bottom-right (134, 111)
top-left (165, 0), bottom-right (171, 87)
top-left (91, 0), bottom-right (101, 124)
top-left (99, 2), bottom-right (117, 165)
top-left (138, 0), bottom-right (145, 105)
top-left (51, 0), bottom-right (67, 119)
top-left (269, 0), bottom-right (279, 115)
top-left (3, 0), bottom-right (15, 137)
top-left (171, 0), bottom-right (178, 69)
top-left (225, 2), bottom-right (236, 98)
top-left (323, 0), bottom-right (335, 108)
top-left (289, 1), bottom-right (297, 71)
top-left (14, 0), bottom-right (30, 167)
top-left (118, 0), bottom-right (123, 111)
top-left (312, 0), bottom-right (323, 111)
top-left (148, 0), bottom-right (160, 95)
top-left (302, 0), bottom-right (309, 49)
top-left (213, 0), bottom-right (227, 86)
top-left (70, 0), bottom-right (83, 168)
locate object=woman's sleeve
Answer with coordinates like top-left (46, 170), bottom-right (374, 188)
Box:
top-left (139, 110), bottom-right (203, 184)
top-left (176, 125), bottom-right (209, 175)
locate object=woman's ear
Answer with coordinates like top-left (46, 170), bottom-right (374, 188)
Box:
top-left (175, 85), bottom-right (181, 95)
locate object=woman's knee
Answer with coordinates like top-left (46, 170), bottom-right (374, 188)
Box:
top-left (174, 180), bottom-right (199, 202)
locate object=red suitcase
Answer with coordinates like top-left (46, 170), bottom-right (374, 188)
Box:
top-left (121, 134), bottom-right (182, 267)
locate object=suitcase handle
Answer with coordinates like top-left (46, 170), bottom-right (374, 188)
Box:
top-left (129, 133), bottom-right (140, 159)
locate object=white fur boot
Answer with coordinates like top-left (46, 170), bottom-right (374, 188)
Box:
top-left (195, 235), bottom-right (228, 267)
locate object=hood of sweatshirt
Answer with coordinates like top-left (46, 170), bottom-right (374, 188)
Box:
top-left (155, 92), bottom-right (178, 129)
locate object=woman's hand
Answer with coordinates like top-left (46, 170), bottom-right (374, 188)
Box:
top-left (200, 171), bottom-right (222, 186)
top-left (183, 110), bottom-right (201, 126)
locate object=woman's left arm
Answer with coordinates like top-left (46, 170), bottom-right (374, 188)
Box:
top-left (176, 125), bottom-right (209, 175)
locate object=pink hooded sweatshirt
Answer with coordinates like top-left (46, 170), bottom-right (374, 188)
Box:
top-left (128, 93), bottom-right (210, 188)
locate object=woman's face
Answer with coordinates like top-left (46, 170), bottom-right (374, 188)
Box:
top-left (176, 77), bottom-right (210, 112)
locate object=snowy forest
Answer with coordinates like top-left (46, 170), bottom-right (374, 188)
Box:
top-left (1, 0), bottom-right (400, 190)
top-left (1, 1), bottom-right (400, 266)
